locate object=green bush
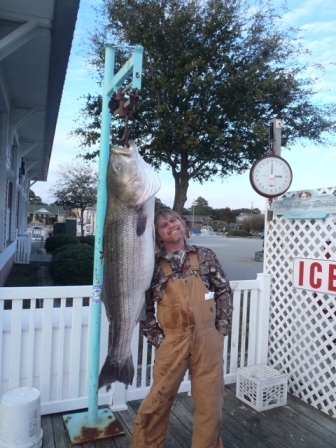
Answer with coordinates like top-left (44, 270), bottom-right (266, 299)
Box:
top-left (52, 244), bottom-right (76, 257)
top-left (78, 235), bottom-right (95, 246)
top-left (52, 244), bottom-right (94, 285)
top-left (227, 229), bottom-right (252, 237)
top-left (45, 235), bottom-right (80, 253)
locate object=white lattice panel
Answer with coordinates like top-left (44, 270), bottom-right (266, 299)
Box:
top-left (265, 186), bottom-right (336, 417)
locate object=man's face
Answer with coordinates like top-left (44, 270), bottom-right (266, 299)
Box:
top-left (156, 214), bottom-right (185, 247)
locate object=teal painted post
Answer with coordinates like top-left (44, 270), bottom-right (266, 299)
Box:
top-left (88, 44), bottom-right (116, 426)
top-left (110, 45), bottom-right (143, 92)
top-left (132, 45), bottom-right (143, 89)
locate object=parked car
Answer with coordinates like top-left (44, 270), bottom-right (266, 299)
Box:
top-left (258, 231), bottom-right (265, 239)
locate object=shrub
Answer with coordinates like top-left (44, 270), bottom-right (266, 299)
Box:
top-left (227, 229), bottom-right (252, 237)
top-left (78, 235), bottom-right (95, 246)
top-left (45, 235), bottom-right (80, 253)
top-left (52, 244), bottom-right (94, 285)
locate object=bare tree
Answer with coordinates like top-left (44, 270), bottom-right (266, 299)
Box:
top-left (50, 162), bottom-right (97, 236)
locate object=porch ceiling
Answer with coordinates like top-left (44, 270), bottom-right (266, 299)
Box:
top-left (0, 0), bottom-right (80, 181)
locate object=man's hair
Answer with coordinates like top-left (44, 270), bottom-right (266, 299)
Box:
top-left (154, 208), bottom-right (186, 249)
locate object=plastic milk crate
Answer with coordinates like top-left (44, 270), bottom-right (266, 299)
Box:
top-left (236, 364), bottom-right (288, 411)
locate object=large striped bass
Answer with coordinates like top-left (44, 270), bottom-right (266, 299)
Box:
top-left (98, 140), bottom-right (160, 388)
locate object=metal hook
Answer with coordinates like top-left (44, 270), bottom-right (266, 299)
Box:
top-left (112, 116), bottom-right (136, 147)
top-left (109, 88), bottom-right (140, 147)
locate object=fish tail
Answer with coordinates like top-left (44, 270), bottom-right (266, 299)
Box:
top-left (98, 355), bottom-right (135, 388)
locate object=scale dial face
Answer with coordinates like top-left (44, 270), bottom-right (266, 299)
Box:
top-left (250, 155), bottom-right (293, 198)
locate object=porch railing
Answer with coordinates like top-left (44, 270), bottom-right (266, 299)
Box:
top-left (14, 232), bottom-right (32, 264)
top-left (0, 273), bottom-right (271, 415)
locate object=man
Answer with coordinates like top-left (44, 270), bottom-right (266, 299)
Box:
top-left (130, 208), bottom-right (233, 448)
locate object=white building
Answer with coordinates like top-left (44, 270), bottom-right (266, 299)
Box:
top-left (0, 0), bottom-right (80, 285)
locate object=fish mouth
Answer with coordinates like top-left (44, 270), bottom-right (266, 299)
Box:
top-left (111, 144), bottom-right (134, 156)
top-left (110, 141), bottom-right (161, 208)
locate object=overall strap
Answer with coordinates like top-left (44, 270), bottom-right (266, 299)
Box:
top-left (159, 258), bottom-right (174, 277)
top-left (189, 252), bottom-right (199, 271)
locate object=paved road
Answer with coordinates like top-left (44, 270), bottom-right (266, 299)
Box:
top-left (188, 235), bottom-right (264, 281)
top-left (33, 236), bottom-right (262, 282)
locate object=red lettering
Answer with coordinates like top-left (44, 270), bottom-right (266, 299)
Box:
top-left (328, 264), bottom-right (336, 292)
top-left (298, 261), bottom-right (304, 286)
top-left (310, 262), bottom-right (322, 289)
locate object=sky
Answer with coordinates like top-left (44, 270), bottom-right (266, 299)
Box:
top-left (32, 0), bottom-right (336, 213)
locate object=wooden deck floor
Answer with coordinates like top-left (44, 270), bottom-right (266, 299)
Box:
top-left (41, 384), bottom-right (336, 448)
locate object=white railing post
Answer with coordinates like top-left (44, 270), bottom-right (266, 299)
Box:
top-left (27, 232), bottom-right (32, 261)
top-left (256, 273), bottom-right (272, 364)
top-left (15, 233), bottom-right (32, 264)
top-left (111, 383), bottom-right (128, 411)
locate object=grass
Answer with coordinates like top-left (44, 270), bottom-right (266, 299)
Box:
top-left (4, 263), bottom-right (39, 287)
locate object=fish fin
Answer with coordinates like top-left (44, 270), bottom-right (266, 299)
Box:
top-left (98, 355), bottom-right (134, 388)
top-left (136, 207), bottom-right (147, 236)
top-left (137, 300), bottom-right (146, 322)
top-left (100, 284), bottom-right (111, 319)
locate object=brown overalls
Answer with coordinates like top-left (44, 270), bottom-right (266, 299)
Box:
top-left (130, 253), bottom-right (224, 448)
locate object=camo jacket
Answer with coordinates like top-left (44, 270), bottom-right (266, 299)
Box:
top-left (141, 243), bottom-right (233, 348)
